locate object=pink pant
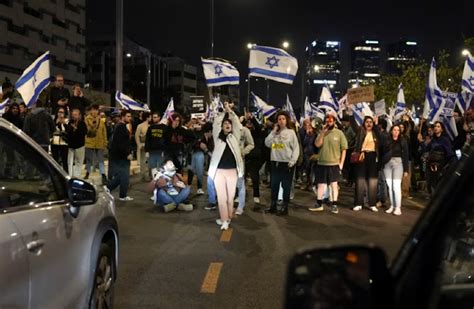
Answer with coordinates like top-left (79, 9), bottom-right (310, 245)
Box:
top-left (214, 168), bottom-right (238, 221)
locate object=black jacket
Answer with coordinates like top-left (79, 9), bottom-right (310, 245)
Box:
top-left (145, 123), bottom-right (168, 152)
top-left (66, 120), bottom-right (88, 149)
top-left (68, 95), bottom-right (90, 116)
top-left (109, 123), bottom-right (132, 161)
top-left (49, 87), bottom-right (70, 114)
top-left (381, 136), bottom-right (410, 172)
top-left (23, 108), bottom-right (55, 146)
top-left (3, 112), bottom-right (23, 129)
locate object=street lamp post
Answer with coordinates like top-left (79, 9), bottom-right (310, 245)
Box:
top-left (115, 0), bottom-right (123, 106)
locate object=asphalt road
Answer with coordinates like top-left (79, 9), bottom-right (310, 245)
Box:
top-left (112, 179), bottom-right (423, 309)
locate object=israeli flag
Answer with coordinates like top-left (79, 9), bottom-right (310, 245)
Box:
top-left (160, 98), bottom-right (175, 124)
top-left (319, 85), bottom-right (339, 118)
top-left (432, 95), bottom-right (458, 140)
top-left (201, 58), bottom-right (240, 87)
top-left (0, 98), bottom-right (9, 115)
top-left (394, 83), bottom-right (407, 121)
top-left (352, 102), bottom-right (374, 126)
top-left (15, 51), bottom-right (51, 107)
top-left (115, 91), bottom-right (150, 112)
top-left (423, 58), bottom-right (444, 120)
top-left (457, 54), bottom-right (474, 114)
top-left (251, 92), bottom-right (277, 118)
top-left (249, 45), bottom-right (298, 85)
top-left (461, 53), bottom-right (474, 93)
top-left (337, 94), bottom-right (348, 118)
top-left (304, 97), bottom-right (325, 121)
top-left (283, 95), bottom-right (298, 123)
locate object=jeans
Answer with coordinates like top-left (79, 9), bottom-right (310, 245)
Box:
top-left (51, 144), bottom-right (68, 172)
top-left (85, 148), bottom-right (105, 175)
top-left (148, 150), bottom-right (165, 170)
top-left (246, 157), bottom-right (264, 198)
top-left (355, 152), bottom-right (378, 206)
top-left (207, 176), bottom-right (217, 204)
top-left (190, 151), bottom-right (205, 189)
top-left (237, 176), bottom-right (246, 210)
top-left (271, 161), bottom-right (295, 203)
top-left (383, 157), bottom-right (403, 209)
top-left (107, 159), bottom-right (130, 198)
top-left (376, 170), bottom-right (388, 204)
top-left (156, 186), bottom-right (190, 206)
top-left (68, 147), bottom-right (85, 178)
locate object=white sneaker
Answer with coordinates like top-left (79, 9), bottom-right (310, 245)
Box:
top-left (150, 196), bottom-right (155, 201)
top-left (119, 196), bottom-right (134, 201)
top-left (234, 197), bottom-right (239, 203)
top-left (352, 205), bottom-right (362, 211)
top-left (370, 206), bottom-right (379, 212)
top-left (253, 197), bottom-right (260, 204)
top-left (393, 208), bottom-right (402, 216)
top-left (385, 207), bottom-right (394, 214)
top-left (177, 203), bottom-right (193, 211)
top-left (235, 208), bottom-right (244, 215)
top-left (197, 188), bottom-right (205, 195)
top-left (216, 219), bottom-right (223, 226)
top-left (221, 220), bottom-right (230, 231)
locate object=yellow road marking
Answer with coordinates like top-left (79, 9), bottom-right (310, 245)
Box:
top-left (220, 228), bottom-right (233, 242)
top-left (200, 262), bottom-right (223, 293)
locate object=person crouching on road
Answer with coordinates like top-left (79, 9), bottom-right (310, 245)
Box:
top-left (264, 111), bottom-right (300, 216)
top-left (208, 101), bottom-right (244, 231)
top-left (152, 160), bottom-right (193, 212)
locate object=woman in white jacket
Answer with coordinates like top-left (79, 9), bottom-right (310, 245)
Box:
top-left (264, 111), bottom-right (300, 215)
top-left (208, 103), bottom-right (244, 230)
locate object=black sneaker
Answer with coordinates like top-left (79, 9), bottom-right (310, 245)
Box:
top-left (101, 174), bottom-right (108, 185)
top-left (204, 204), bottom-right (217, 210)
top-left (84, 172), bottom-right (89, 180)
top-left (330, 205), bottom-right (339, 214)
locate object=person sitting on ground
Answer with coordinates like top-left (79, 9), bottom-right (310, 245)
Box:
top-left (152, 160), bottom-right (193, 213)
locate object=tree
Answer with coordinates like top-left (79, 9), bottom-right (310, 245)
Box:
top-left (374, 38), bottom-right (472, 108)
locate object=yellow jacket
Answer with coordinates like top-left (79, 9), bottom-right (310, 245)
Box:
top-left (84, 115), bottom-right (108, 149)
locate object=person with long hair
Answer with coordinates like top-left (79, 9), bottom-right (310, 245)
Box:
top-left (422, 121), bottom-right (454, 196)
top-left (381, 124), bottom-right (409, 216)
top-left (352, 116), bottom-right (381, 212)
top-left (264, 111), bottom-right (300, 216)
top-left (208, 102), bottom-right (244, 231)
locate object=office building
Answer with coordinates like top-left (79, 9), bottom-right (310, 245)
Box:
top-left (0, 0), bottom-right (86, 84)
top-left (349, 40), bottom-right (382, 86)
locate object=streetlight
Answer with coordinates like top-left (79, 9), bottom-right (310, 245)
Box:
top-left (462, 49), bottom-right (471, 56)
top-left (282, 41), bottom-right (290, 49)
top-left (126, 53), bottom-right (132, 58)
top-left (247, 43), bottom-right (254, 49)
top-left (314, 65), bottom-right (320, 72)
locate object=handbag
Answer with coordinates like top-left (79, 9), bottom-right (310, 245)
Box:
top-left (350, 151), bottom-right (365, 164)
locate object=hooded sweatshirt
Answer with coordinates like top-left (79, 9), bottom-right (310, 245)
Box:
top-left (264, 127), bottom-right (300, 166)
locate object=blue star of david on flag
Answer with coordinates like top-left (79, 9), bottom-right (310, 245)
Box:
top-left (265, 56), bottom-right (280, 69)
top-left (214, 64), bottom-right (223, 77)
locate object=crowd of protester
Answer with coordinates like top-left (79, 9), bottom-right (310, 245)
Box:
top-left (2, 75), bottom-right (474, 231)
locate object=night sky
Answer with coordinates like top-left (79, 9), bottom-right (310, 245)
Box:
top-left (87, 0), bottom-right (473, 108)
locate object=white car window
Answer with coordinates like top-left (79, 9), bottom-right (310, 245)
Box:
top-left (0, 129), bottom-right (66, 209)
